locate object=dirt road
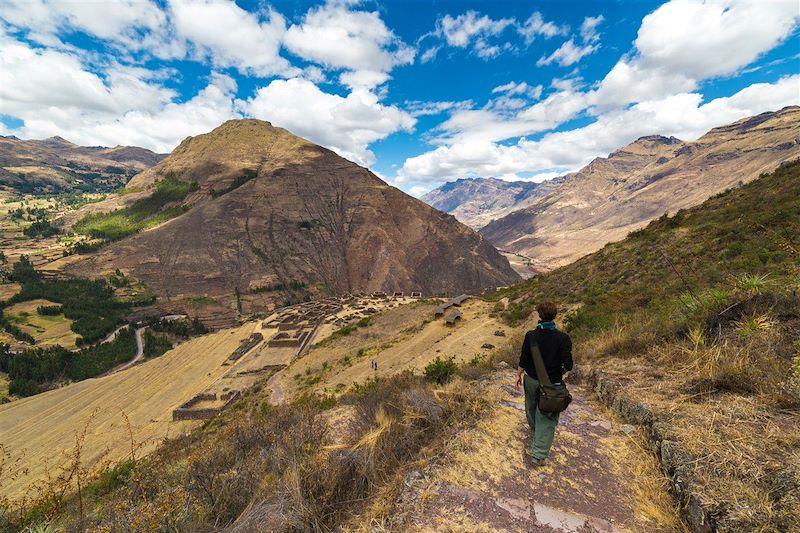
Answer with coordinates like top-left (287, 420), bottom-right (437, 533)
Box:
top-left (107, 327), bottom-right (145, 375)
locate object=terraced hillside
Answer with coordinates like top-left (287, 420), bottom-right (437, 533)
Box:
top-left (0, 135), bottom-right (164, 195)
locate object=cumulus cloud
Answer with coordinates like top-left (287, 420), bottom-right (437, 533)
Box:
top-left (517, 12), bottom-right (568, 44)
top-left (0, 0), bottom-right (166, 46)
top-left (169, 0), bottom-right (297, 77)
top-left (242, 78), bottom-right (415, 167)
top-left (592, 0), bottom-right (799, 106)
top-left (397, 75), bottom-right (800, 184)
top-left (284, 0), bottom-right (414, 89)
top-left (0, 33), bottom-right (175, 117)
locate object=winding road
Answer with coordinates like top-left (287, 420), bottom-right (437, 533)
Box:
top-left (106, 327), bottom-right (145, 375)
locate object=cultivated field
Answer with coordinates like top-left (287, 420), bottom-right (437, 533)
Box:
top-left (0, 321), bottom-right (264, 501)
top-left (4, 298), bottom-right (80, 349)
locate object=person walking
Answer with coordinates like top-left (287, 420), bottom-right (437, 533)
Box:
top-left (515, 302), bottom-right (573, 467)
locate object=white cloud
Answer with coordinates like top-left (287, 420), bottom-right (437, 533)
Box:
top-left (0, 33), bottom-right (175, 117)
top-left (592, 0), bottom-right (799, 106)
top-left (169, 0), bottom-right (297, 77)
top-left (242, 78), bottom-right (415, 167)
top-left (404, 100), bottom-right (474, 118)
top-left (538, 15), bottom-right (603, 67)
top-left (284, 0), bottom-right (413, 89)
top-left (580, 15), bottom-right (604, 43)
top-left (421, 10), bottom-right (517, 61)
top-left (397, 75), bottom-right (800, 183)
top-left (518, 12), bottom-right (568, 44)
top-left (537, 39), bottom-right (599, 67)
top-left (0, 0), bottom-right (166, 44)
top-left (492, 81), bottom-right (543, 99)
top-left (439, 11), bottom-right (514, 48)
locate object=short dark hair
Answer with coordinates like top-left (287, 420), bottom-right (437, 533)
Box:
top-left (536, 302), bottom-right (558, 321)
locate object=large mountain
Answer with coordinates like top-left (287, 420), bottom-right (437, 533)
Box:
top-left (0, 135), bottom-right (166, 195)
top-left (480, 106), bottom-right (800, 272)
top-left (421, 176), bottom-right (566, 230)
top-left (66, 119), bottom-right (520, 302)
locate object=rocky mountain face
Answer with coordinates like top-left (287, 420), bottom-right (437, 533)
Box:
top-left (0, 135), bottom-right (166, 195)
top-left (480, 106), bottom-right (800, 272)
top-left (67, 119), bottom-right (520, 302)
top-left (421, 176), bottom-right (566, 230)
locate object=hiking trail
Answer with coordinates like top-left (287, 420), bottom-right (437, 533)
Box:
top-left (392, 366), bottom-right (680, 532)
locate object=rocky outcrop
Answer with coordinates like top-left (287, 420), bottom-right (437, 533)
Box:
top-left (421, 177), bottom-right (566, 230)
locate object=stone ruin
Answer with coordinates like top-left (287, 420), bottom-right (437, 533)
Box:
top-left (444, 310), bottom-right (462, 326)
top-left (227, 332), bottom-right (264, 362)
top-left (435, 295), bottom-right (469, 321)
top-left (172, 390), bottom-right (241, 421)
top-left (268, 329), bottom-right (311, 348)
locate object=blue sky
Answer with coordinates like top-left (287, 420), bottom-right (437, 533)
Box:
top-left (1, 0), bottom-right (798, 196)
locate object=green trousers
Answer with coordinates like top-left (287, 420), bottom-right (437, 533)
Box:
top-left (523, 374), bottom-right (561, 460)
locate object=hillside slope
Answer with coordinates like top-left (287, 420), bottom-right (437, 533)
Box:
top-left (0, 135), bottom-right (165, 195)
top-left (493, 160), bottom-right (800, 531)
top-left (481, 106), bottom-right (800, 271)
top-left (66, 120), bottom-right (520, 302)
top-left (420, 176), bottom-right (565, 230)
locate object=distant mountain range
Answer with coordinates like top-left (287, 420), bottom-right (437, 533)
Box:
top-left (65, 119), bottom-right (520, 306)
top-left (0, 135), bottom-right (166, 195)
top-left (421, 176), bottom-right (567, 230)
top-left (423, 106), bottom-right (800, 273)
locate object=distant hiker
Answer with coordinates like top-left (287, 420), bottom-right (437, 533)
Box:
top-left (515, 302), bottom-right (573, 467)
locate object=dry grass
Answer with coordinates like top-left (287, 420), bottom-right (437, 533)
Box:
top-left (586, 313), bottom-right (800, 532)
top-left (3, 369), bottom-right (490, 532)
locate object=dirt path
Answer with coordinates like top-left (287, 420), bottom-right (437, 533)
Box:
top-left (394, 368), bottom-right (681, 532)
top-left (99, 324), bottom-right (128, 345)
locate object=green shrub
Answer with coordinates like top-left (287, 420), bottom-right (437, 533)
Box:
top-left (424, 356), bottom-right (458, 384)
top-left (74, 174), bottom-right (197, 241)
top-left (36, 305), bottom-right (62, 316)
top-left (143, 330), bottom-right (172, 358)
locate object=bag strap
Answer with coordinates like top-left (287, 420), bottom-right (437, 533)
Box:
top-left (529, 339), bottom-right (552, 386)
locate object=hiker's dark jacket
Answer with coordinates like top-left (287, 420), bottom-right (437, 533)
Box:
top-left (519, 323), bottom-right (573, 384)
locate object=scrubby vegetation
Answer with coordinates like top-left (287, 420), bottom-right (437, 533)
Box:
top-left (22, 218), bottom-right (60, 238)
top-left (4, 257), bottom-right (128, 345)
top-left (74, 174), bottom-right (197, 240)
top-left (490, 160), bottom-right (800, 531)
top-left (0, 327), bottom-right (137, 396)
top-left (143, 330), bottom-right (172, 358)
top-left (1, 366), bottom-right (497, 532)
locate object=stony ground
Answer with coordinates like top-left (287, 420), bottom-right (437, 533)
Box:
top-left (391, 368), bottom-right (683, 533)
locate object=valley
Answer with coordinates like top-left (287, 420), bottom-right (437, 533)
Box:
top-left (423, 106), bottom-right (800, 275)
top-left (0, 112), bottom-right (797, 533)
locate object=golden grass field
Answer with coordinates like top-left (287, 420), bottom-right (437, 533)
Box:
top-left (5, 299), bottom-right (80, 349)
top-left (0, 283), bottom-right (21, 302)
top-left (0, 321), bottom-right (264, 501)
